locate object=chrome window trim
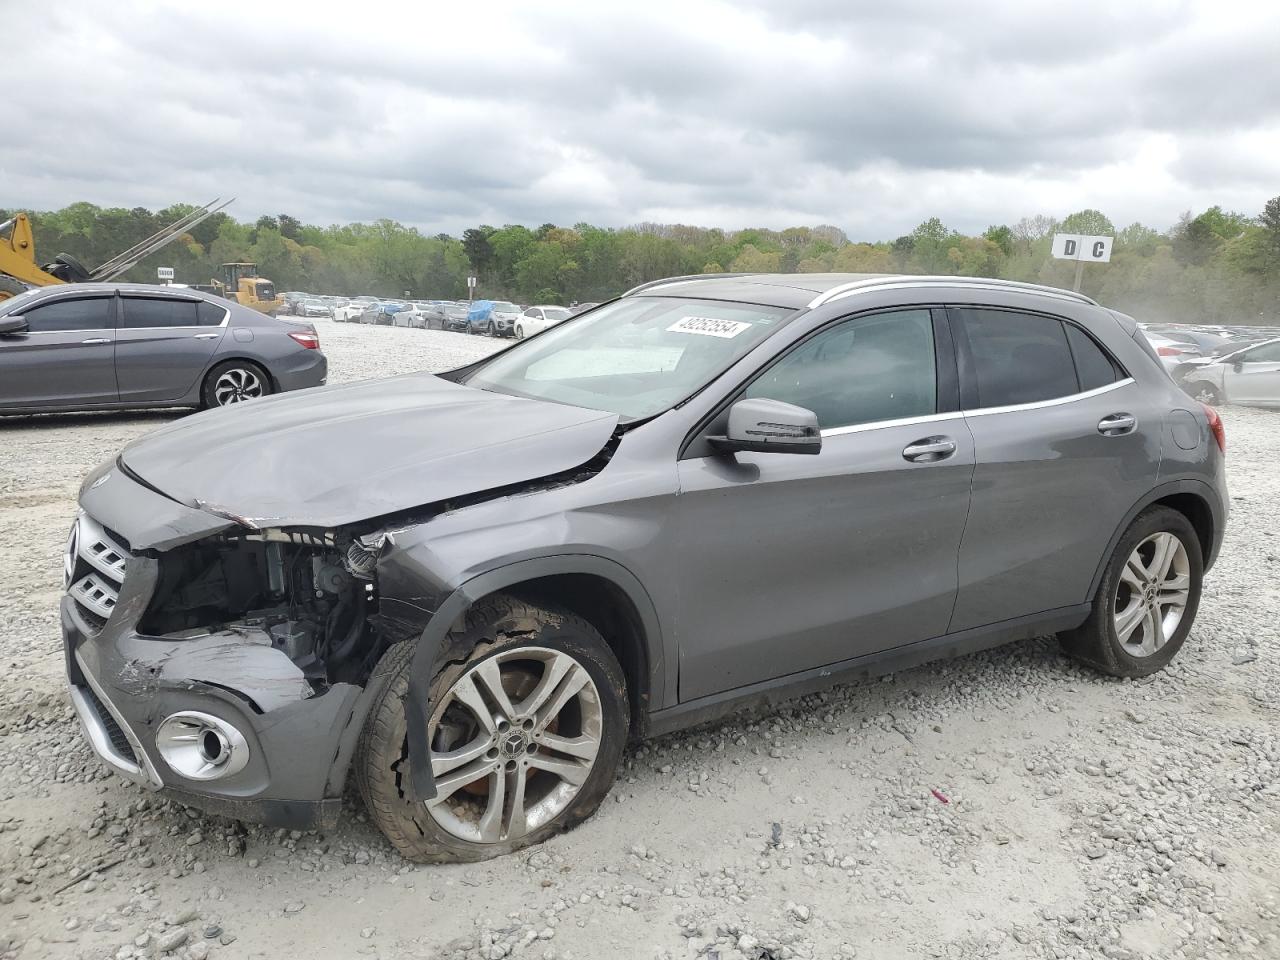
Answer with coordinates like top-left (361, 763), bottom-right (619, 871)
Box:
top-left (821, 410), bottom-right (964, 438)
top-left (816, 378), bottom-right (1134, 438)
top-left (962, 377), bottom-right (1135, 417)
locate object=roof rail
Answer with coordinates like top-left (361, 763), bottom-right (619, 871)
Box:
top-left (622, 273), bottom-right (740, 297)
top-left (807, 275), bottom-right (1098, 309)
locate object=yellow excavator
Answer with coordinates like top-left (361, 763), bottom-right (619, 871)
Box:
top-left (1, 198), bottom-right (281, 315)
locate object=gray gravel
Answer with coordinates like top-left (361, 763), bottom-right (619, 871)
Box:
top-left (1, 321), bottom-right (1277, 959)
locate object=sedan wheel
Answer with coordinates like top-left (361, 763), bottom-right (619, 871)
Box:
top-left (1112, 532), bottom-right (1190, 657)
top-left (202, 360), bottom-right (272, 409)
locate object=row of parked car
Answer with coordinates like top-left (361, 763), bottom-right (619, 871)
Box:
top-left (312, 293), bottom-right (594, 338)
top-left (1142, 322), bottom-right (1280, 406)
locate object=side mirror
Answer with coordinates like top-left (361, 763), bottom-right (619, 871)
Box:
top-left (0, 315), bottom-right (28, 335)
top-left (708, 398), bottom-right (822, 456)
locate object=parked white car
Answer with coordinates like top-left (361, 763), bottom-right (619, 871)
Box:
top-left (1177, 338), bottom-right (1280, 407)
top-left (1143, 332), bottom-right (1204, 373)
top-left (515, 304), bottom-right (572, 339)
top-left (334, 298), bottom-right (376, 323)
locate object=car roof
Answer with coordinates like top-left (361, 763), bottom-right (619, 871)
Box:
top-left (623, 272), bottom-right (1099, 310)
top-left (5, 282), bottom-right (237, 309)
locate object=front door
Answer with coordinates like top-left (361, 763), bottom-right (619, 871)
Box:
top-left (115, 295), bottom-right (227, 402)
top-left (948, 306), bottom-right (1162, 631)
top-left (1224, 341), bottom-right (1280, 404)
top-left (0, 293), bottom-right (117, 408)
top-left (674, 308), bottom-right (973, 701)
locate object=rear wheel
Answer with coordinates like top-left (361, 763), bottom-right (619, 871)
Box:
top-left (1060, 506), bottom-right (1203, 678)
top-left (201, 359), bottom-right (272, 409)
top-left (357, 595), bottom-right (629, 863)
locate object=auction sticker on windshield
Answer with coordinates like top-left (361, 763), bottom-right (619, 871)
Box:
top-left (668, 316), bottom-right (753, 338)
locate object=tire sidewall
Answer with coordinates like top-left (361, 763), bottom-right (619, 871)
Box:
top-left (1096, 507), bottom-right (1204, 674)
top-left (362, 610), bottom-right (628, 863)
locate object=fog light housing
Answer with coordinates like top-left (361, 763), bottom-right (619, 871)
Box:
top-left (155, 712), bottom-right (249, 781)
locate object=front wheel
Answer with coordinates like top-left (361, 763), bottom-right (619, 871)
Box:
top-left (357, 595), bottom-right (629, 863)
top-left (1060, 506), bottom-right (1203, 678)
top-left (485, 321), bottom-right (496, 337)
top-left (201, 359), bottom-right (272, 409)
top-left (515, 325), bottom-right (524, 339)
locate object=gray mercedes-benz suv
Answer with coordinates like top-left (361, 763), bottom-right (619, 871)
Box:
top-left (62, 273), bottom-right (1227, 863)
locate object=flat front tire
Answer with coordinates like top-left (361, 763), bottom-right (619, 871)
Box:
top-left (1060, 506), bottom-right (1203, 678)
top-left (357, 594), bottom-right (629, 863)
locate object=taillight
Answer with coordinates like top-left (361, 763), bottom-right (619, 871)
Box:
top-left (1202, 403), bottom-right (1226, 452)
top-left (1156, 345), bottom-right (1184, 357)
top-left (288, 331), bottom-right (320, 350)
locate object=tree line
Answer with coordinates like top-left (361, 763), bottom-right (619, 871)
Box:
top-left (5, 198), bottom-right (1279, 325)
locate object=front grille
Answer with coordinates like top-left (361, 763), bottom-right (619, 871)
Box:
top-left (81, 684), bottom-right (134, 759)
top-left (67, 513), bottom-right (133, 626)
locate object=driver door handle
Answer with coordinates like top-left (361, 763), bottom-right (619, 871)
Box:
top-left (1098, 413), bottom-right (1137, 436)
top-left (81, 337), bottom-right (111, 344)
top-left (902, 436), bottom-right (957, 463)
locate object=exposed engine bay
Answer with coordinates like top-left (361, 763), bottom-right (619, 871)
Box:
top-left (138, 530), bottom-right (389, 691)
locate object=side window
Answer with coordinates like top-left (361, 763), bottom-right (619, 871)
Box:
top-left (1243, 342), bottom-right (1280, 363)
top-left (959, 308), bottom-right (1077, 408)
top-left (197, 302), bottom-right (227, 326)
top-left (121, 298), bottom-right (199, 328)
top-left (1065, 323), bottom-right (1122, 391)
top-left (19, 297), bottom-right (113, 332)
top-left (742, 309), bottom-right (937, 430)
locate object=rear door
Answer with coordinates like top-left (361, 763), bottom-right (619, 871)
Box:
top-left (0, 293), bottom-right (117, 408)
top-left (1224, 340), bottom-right (1280, 403)
top-left (948, 306), bottom-right (1160, 631)
top-left (115, 295), bottom-right (228, 402)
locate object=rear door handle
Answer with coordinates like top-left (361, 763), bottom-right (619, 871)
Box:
top-left (81, 338), bottom-right (111, 344)
top-left (902, 436), bottom-right (957, 463)
top-left (1098, 413), bottom-right (1137, 436)
top-left (192, 333), bottom-right (221, 340)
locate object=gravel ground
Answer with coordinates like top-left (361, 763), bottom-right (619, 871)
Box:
top-left (1, 321), bottom-right (1277, 960)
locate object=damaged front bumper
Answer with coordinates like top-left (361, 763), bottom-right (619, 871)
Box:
top-left (64, 588), bottom-right (363, 830)
top-left (61, 469), bottom-right (389, 831)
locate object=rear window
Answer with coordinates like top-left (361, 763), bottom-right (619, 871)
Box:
top-left (959, 308), bottom-right (1078, 408)
top-left (1066, 323), bottom-right (1122, 391)
top-left (121, 297), bottom-right (200, 329)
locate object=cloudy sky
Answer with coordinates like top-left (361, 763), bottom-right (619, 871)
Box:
top-left (5, 0), bottom-right (1278, 239)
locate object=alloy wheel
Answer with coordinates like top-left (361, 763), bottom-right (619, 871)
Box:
top-left (424, 647), bottom-right (602, 844)
top-left (213, 367), bottom-right (264, 405)
top-left (1112, 532), bottom-right (1191, 657)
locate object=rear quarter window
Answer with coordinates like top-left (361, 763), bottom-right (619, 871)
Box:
top-left (1066, 323), bottom-right (1123, 391)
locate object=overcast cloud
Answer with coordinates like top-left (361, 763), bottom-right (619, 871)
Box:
top-left (4, 0), bottom-right (1278, 238)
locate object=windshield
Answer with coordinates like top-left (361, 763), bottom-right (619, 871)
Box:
top-left (544, 307), bottom-right (571, 321)
top-left (492, 302), bottom-right (518, 313)
top-left (462, 296), bottom-right (791, 419)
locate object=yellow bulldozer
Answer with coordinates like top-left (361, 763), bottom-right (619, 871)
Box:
top-left (1, 198), bottom-right (281, 315)
top-left (208, 262), bottom-right (283, 315)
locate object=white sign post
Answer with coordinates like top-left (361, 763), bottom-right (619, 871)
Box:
top-left (156, 266), bottom-right (175, 284)
top-left (1051, 234), bottom-right (1113, 292)
top-left (467, 275), bottom-right (477, 302)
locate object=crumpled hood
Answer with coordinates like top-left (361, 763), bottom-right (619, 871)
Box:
top-left (120, 373), bottom-right (618, 529)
